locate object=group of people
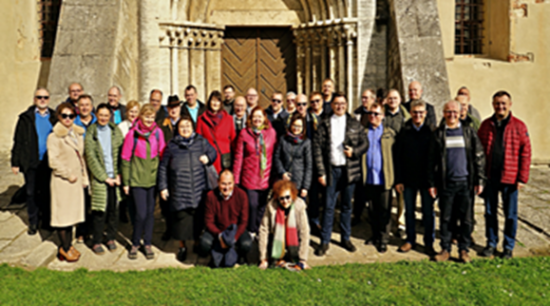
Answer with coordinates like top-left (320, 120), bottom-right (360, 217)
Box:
top-left (10, 78), bottom-right (531, 269)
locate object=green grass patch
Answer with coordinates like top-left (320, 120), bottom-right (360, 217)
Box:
top-left (1, 257), bottom-right (549, 305)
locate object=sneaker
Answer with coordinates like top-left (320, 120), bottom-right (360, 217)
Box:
top-left (501, 249), bottom-right (513, 259)
top-left (106, 240), bottom-right (117, 252)
top-left (144, 245), bottom-right (155, 260)
top-left (434, 250), bottom-right (450, 262)
top-left (480, 246), bottom-right (495, 258)
top-left (341, 240), bottom-right (357, 253)
top-left (460, 250), bottom-right (471, 263)
top-left (92, 244), bottom-right (105, 255)
top-left (177, 247), bottom-right (187, 262)
top-left (128, 245), bottom-right (138, 260)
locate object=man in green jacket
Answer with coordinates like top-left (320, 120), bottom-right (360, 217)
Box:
top-left (85, 103), bottom-right (124, 255)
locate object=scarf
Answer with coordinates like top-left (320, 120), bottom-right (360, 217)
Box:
top-left (174, 133), bottom-right (195, 147)
top-left (253, 125), bottom-right (267, 179)
top-left (272, 202), bottom-right (299, 261)
top-left (137, 119), bottom-right (155, 135)
top-left (206, 109), bottom-right (223, 127)
top-left (286, 131), bottom-right (304, 144)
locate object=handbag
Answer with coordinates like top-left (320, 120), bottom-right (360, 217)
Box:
top-left (201, 139), bottom-right (219, 190)
top-left (208, 124), bottom-right (232, 170)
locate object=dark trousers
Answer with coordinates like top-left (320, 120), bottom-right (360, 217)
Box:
top-left (321, 166), bottom-right (355, 244)
top-left (131, 187), bottom-right (155, 246)
top-left (308, 170), bottom-right (324, 226)
top-left (439, 180), bottom-right (472, 252)
top-left (484, 181), bottom-right (519, 251)
top-left (92, 186), bottom-right (118, 245)
top-left (246, 189), bottom-right (269, 233)
top-left (449, 190), bottom-right (475, 240)
top-left (23, 160), bottom-right (50, 227)
top-left (353, 179), bottom-right (366, 220)
top-left (366, 184), bottom-right (391, 244)
top-left (159, 196), bottom-right (173, 235)
top-left (76, 187), bottom-right (92, 238)
top-left (403, 187), bottom-right (435, 247)
top-left (198, 230), bottom-right (253, 257)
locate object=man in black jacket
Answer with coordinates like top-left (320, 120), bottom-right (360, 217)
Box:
top-left (395, 100), bottom-right (435, 255)
top-left (428, 100), bottom-right (485, 263)
top-left (265, 91), bottom-right (289, 138)
top-left (108, 86), bottom-right (127, 125)
top-left (11, 88), bottom-right (56, 235)
top-left (313, 92), bottom-right (368, 256)
top-left (403, 81), bottom-right (437, 130)
top-left (181, 85), bottom-right (206, 124)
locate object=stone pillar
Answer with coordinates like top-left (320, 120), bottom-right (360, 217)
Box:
top-left (178, 48), bottom-right (189, 95)
top-left (189, 48), bottom-right (205, 102)
top-left (170, 47), bottom-right (179, 95)
top-left (139, 0), bottom-right (160, 103)
top-left (305, 43), bottom-right (312, 94)
top-left (337, 33), bottom-right (345, 93)
top-left (328, 36), bottom-right (338, 83)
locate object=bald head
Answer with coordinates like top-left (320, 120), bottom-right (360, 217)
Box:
top-left (108, 86), bottom-right (122, 107)
top-left (246, 88), bottom-right (258, 108)
top-left (234, 96), bottom-right (247, 118)
top-left (408, 81), bottom-right (423, 100)
top-left (68, 83), bottom-right (84, 102)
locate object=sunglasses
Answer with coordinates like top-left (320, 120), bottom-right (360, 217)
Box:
top-left (367, 112), bottom-right (382, 117)
top-left (278, 195), bottom-right (291, 202)
top-left (297, 103), bottom-right (307, 107)
top-left (60, 114), bottom-right (76, 119)
top-left (36, 96), bottom-right (49, 100)
top-left (272, 99), bottom-right (282, 104)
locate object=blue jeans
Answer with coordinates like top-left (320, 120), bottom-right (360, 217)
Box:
top-left (321, 167), bottom-right (355, 244)
top-left (484, 181), bottom-right (518, 251)
top-left (403, 187), bottom-right (435, 247)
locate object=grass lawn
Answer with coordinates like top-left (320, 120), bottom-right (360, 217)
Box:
top-left (0, 256), bottom-right (548, 305)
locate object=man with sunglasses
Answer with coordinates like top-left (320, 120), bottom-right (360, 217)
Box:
top-left (428, 100), bottom-right (485, 263)
top-left (361, 103), bottom-right (397, 253)
top-left (265, 91), bottom-right (289, 137)
top-left (394, 100), bottom-right (435, 256)
top-left (11, 88), bottom-right (56, 235)
top-left (314, 92), bottom-right (368, 256)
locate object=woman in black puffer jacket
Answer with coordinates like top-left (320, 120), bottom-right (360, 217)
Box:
top-left (273, 113), bottom-right (312, 199)
top-left (158, 115), bottom-right (217, 262)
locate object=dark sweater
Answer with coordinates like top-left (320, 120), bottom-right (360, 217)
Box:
top-left (395, 120), bottom-right (433, 188)
top-left (204, 187), bottom-right (249, 240)
top-left (446, 125), bottom-right (469, 181)
top-left (490, 115), bottom-right (510, 181)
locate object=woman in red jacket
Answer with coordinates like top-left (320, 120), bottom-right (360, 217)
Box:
top-left (233, 106), bottom-right (277, 234)
top-left (196, 91), bottom-right (236, 173)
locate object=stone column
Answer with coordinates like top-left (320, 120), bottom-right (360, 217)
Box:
top-left (139, 0), bottom-right (160, 103)
top-left (294, 31), bottom-right (305, 95)
top-left (178, 47), bottom-right (189, 96)
top-left (328, 33), bottom-right (338, 83)
top-left (337, 30), bottom-right (346, 93)
top-left (170, 47), bottom-right (179, 95)
top-left (304, 41), bottom-right (312, 94)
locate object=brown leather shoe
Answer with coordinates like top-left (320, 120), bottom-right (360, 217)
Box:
top-left (58, 247), bottom-right (79, 262)
top-left (70, 246), bottom-right (81, 257)
top-left (398, 242), bottom-right (413, 253)
top-left (434, 250), bottom-right (450, 262)
top-left (460, 250), bottom-right (471, 263)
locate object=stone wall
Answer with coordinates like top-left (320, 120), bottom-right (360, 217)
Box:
top-left (47, 0), bottom-right (124, 106)
top-left (388, 0), bottom-right (451, 120)
top-left (362, 0), bottom-right (389, 93)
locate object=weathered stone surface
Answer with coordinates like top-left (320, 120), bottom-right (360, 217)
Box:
top-left (0, 232), bottom-right (43, 262)
top-left (21, 240), bottom-right (58, 268)
top-left (0, 211), bottom-right (13, 222)
top-left (0, 215), bottom-right (27, 239)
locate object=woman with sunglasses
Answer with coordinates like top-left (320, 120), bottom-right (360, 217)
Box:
top-left (47, 103), bottom-right (88, 262)
top-left (121, 103), bottom-right (166, 260)
top-left (273, 113), bottom-right (312, 200)
top-left (258, 180), bottom-right (310, 270)
top-left (196, 90), bottom-right (236, 173)
top-left (233, 106), bottom-right (277, 235)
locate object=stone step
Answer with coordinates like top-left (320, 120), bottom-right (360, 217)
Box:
top-left (20, 240), bottom-right (58, 268)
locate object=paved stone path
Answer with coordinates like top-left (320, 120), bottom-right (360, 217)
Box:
top-left (0, 152), bottom-right (548, 271)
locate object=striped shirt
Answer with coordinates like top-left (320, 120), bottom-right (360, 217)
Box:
top-left (445, 123), bottom-right (468, 181)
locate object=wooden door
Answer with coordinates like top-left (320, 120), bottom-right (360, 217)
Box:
top-left (222, 27), bottom-right (296, 108)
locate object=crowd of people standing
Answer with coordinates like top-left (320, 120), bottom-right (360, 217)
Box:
top-left (10, 79), bottom-right (531, 269)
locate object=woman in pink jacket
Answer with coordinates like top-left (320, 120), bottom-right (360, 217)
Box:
top-left (233, 106), bottom-right (277, 234)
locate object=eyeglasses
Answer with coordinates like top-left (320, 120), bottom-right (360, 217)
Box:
top-left (311, 99), bottom-right (322, 104)
top-left (444, 110), bottom-right (459, 115)
top-left (36, 96), bottom-right (49, 100)
top-left (60, 114), bottom-right (76, 119)
top-left (297, 102), bottom-right (307, 107)
top-left (272, 99), bottom-right (282, 104)
top-left (367, 112), bottom-right (382, 117)
top-left (411, 111), bottom-right (426, 115)
top-left (278, 195), bottom-right (291, 202)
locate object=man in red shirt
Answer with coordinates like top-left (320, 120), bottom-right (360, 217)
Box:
top-left (199, 169), bottom-right (252, 266)
top-left (478, 91), bottom-right (531, 259)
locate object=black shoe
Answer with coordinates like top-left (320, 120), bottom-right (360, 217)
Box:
top-left (27, 224), bottom-right (37, 236)
top-left (315, 243), bottom-right (329, 256)
top-left (501, 249), bottom-right (513, 259)
top-left (177, 247), bottom-right (187, 262)
top-left (480, 246), bottom-right (495, 258)
top-left (377, 243), bottom-right (387, 253)
top-left (364, 237), bottom-right (378, 245)
top-left (161, 231), bottom-right (172, 241)
top-left (237, 255), bottom-right (247, 265)
top-left (341, 240), bottom-right (357, 253)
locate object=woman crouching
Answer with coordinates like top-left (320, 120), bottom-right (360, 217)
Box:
top-left (258, 180), bottom-right (310, 270)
